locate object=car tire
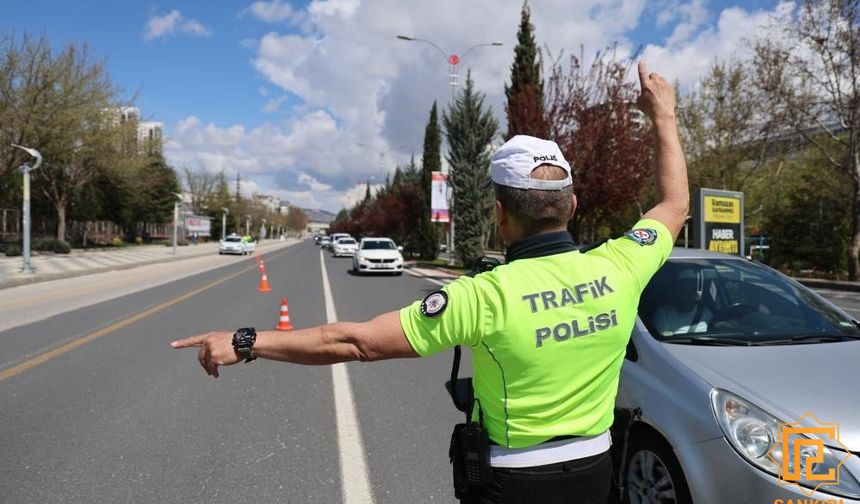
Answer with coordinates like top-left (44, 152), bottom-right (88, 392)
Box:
top-left (623, 431), bottom-right (693, 504)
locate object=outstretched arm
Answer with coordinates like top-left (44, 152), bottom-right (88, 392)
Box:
top-left (637, 60), bottom-right (689, 240)
top-left (171, 310), bottom-right (419, 378)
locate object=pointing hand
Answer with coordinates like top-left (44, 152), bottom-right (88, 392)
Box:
top-left (171, 331), bottom-right (238, 378)
top-left (637, 60), bottom-right (676, 121)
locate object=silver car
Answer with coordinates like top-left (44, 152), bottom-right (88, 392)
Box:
top-left (616, 248), bottom-right (860, 503)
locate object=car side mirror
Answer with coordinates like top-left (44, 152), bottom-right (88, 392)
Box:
top-left (397, 246), bottom-right (403, 252)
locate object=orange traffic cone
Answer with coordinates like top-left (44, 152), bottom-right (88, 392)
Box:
top-left (257, 271), bottom-right (272, 293)
top-left (258, 259), bottom-right (266, 273)
top-left (275, 297), bottom-right (294, 331)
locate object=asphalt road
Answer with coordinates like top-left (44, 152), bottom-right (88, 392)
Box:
top-left (0, 239), bottom-right (463, 504)
top-left (1, 239), bottom-right (857, 503)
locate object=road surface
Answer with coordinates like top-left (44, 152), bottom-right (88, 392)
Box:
top-left (1, 239), bottom-right (856, 503)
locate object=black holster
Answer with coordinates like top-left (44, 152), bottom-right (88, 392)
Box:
top-left (447, 257), bottom-right (500, 500)
top-left (449, 417), bottom-right (492, 499)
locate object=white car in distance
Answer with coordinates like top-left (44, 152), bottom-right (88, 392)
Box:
top-left (332, 237), bottom-right (358, 257)
top-left (353, 238), bottom-right (404, 275)
top-left (219, 234), bottom-right (247, 255)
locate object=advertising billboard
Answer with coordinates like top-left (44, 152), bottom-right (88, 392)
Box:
top-left (431, 171), bottom-right (450, 223)
top-left (693, 188), bottom-right (743, 256)
top-left (184, 215), bottom-right (212, 237)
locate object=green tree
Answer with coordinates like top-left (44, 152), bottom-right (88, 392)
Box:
top-left (128, 154), bottom-right (180, 234)
top-left (443, 72), bottom-right (499, 266)
top-left (504, 1), bottom-right (546, 139)
top-left (752, 0), bottom-right (860, 279)
top-left (418, 102), bottom-right (441, 259)
top-left (182, 166), bottom-right (216, 215)
top-left (0, 35), bottom-right (120, 241)
top-left (760, 149), bottom-right (851, 274)
top-left (679, 59), bottom-right (774, 193)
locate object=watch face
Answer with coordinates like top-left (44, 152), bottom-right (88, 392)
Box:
top-left (233, 327), bottom-right (257, 348)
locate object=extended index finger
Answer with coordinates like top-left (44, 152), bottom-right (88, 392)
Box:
top-left (171, 335), bottom-right (206, 348)
top-left (638, 60), bottom-right (649, 86)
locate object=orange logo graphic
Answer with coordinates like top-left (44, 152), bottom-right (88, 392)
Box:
top-left (766, 412), bottom-right (851, 496)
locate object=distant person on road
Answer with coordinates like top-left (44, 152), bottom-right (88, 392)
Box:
top-left (172, 61), bottom-right (688, 504)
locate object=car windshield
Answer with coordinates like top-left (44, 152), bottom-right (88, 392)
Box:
top-left (224, 237), bottom-right (241, 243)
top-left (339, 239), bottom-right (356, 245)
top-left (638, 258), bottom-right (860, 345)
top-left (361, 240), bottom-right (395, 250)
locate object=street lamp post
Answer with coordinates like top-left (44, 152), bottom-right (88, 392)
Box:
top-left (11, 144), bottom-right (42, 274)
top-left (172, 193), bottom-right (183, 256)
top-left (245, 215), bottom-right (251, 237)
top-left (260, 218), bottom-right (267, 243)
top-left (396, 36), bottom-right (503, 265)
top-left (221, 207), bottom-right (230, 240)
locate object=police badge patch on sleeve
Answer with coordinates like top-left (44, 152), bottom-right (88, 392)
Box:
top-left (624, 228), bottom-right (658, 246)
top-left (420, 290), bottom-right (448, 317)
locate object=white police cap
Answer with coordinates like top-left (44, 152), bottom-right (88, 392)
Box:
top-left (489, 135), bottom-right (573, 190)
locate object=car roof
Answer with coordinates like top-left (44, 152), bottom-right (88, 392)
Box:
top-left (360, 237), bottom-right (394, 242)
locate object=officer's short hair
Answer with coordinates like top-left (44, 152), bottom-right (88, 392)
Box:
top-left (494, 164), bottom-right (574, 234)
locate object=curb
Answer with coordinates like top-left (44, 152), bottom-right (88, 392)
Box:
top-left (0, 241), bottom-right (294, 290)
top-left (794, 277), bottom-right (860, 293)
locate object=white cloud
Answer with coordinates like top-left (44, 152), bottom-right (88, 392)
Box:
top-left (666, 0), bottom-right (710, 46)
top-left (144, 10), bottom-right (212, 41)
top-left (243, 0), bottom-right (297, 23)
top-left (163, 0), bottom-right (790, 212)
top-left (308, 0), bottom-right (361, 19)
top-left (641, 3), bottom-right (783, 88)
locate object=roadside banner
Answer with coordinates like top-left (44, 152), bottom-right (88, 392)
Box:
top-left (693, 188), bottom-right (744, 256)
top-left (184, 215), bottom-right (212, 237)
top-left (431, 171), bottom-right (450, 223)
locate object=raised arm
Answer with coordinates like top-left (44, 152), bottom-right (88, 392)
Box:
top-left (637, 60), bottom-right (689, 240)
top-left (171, 310), bottom-right (418, 378)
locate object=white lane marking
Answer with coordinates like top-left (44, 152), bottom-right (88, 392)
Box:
top-left (320, 250), bottom-right (375, 504)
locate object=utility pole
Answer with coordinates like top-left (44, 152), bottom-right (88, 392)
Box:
top-left (221, 207), bottom-right (230, 240)
top-left (396, 36), bottom-right (502, 266)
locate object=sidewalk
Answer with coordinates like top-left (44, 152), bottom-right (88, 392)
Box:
top-left (0, 240), bottom-right (288, 290)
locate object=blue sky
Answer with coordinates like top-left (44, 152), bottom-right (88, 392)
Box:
top-left (1, 0), bottom-right (786, 212)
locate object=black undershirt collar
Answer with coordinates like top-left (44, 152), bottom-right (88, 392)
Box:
top-left (504, 230), bottom-right (577, 263)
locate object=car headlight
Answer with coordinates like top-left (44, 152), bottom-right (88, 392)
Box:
top-left (711, 389), bottom-right (860, 498)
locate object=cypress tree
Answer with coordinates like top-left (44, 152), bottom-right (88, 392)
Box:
top-left (504, 1), bottom-right (546, 139)
top-left (418, 102), bottom-right (441, 259)
top-left (443, 72), bottom-right (499, 267)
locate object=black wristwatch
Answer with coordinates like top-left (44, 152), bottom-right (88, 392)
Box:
top-left (232, 327), bottom-right (257, 363)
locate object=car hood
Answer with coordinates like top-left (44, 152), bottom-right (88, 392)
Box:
top-left (662, 341), bottom-right (860, 451)
top-left (336, 243), bottom-right (358, 248)
top-left (357, 250), bottom-right (400, 259)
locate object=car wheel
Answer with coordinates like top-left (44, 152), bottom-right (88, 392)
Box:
top-left (624, 431), bottom-right (693, 504)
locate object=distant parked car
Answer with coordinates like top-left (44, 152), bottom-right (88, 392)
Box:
top-left (352, 238), bottom-right (404, 275)
top-left (332, 237), bottom-right (358, 257)
top-left (219, 235), bottom-right (247, 255)
top-left (613, 248), bottom-right (860, 504)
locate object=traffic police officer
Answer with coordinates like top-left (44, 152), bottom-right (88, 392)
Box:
top-left (172, 60), bottom-right (688, 503)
